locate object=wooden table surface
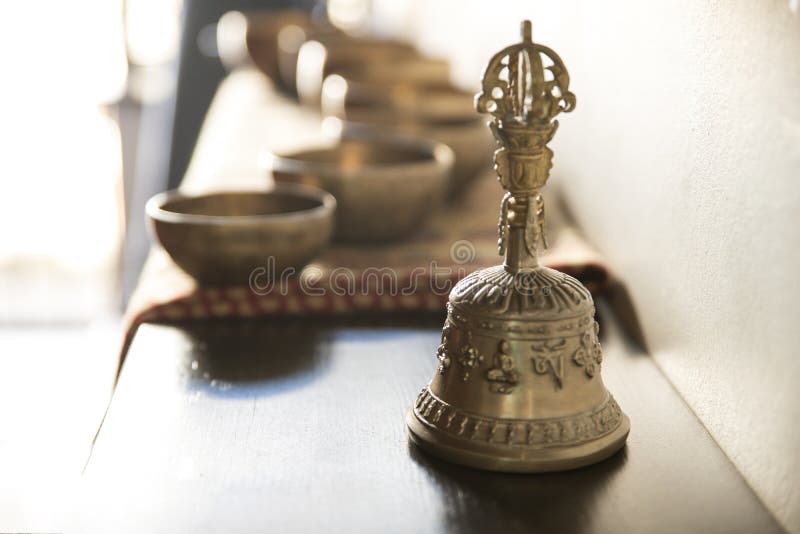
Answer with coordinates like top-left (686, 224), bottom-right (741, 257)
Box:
top-left (78, 304), bottom-right (783, 533)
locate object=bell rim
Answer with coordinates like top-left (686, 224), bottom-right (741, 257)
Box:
top-left (407, 409), bottom-right (630, 473)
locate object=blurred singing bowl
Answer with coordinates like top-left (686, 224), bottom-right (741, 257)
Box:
top-left (276, 24), bottom-right (344, 95)
top-left (146, 184), bottom-right (336, 286)
top-left (265, 133), bottom-right (453, 242)
top-left (240, 10), bottom-right (312, 84)
top-left (321, 75), bottom-right (494, 197)
top-left (294, 36), bottom-right (440, 107)
top-left (322, 54), bottom-right (450, 92)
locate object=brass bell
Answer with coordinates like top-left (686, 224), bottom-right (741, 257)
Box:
top-left (406, 21), bottom-right (630, 472)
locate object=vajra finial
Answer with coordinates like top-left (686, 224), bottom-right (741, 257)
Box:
top-left (476, 19), bottom-right (575, 127)
top-left (521, 20), bottom-right (532, 42)
top-left (475, 20), bottom-right (576, 272)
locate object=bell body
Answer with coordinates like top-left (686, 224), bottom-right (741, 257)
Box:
top-left (407, 265), bottom-right (630, 472)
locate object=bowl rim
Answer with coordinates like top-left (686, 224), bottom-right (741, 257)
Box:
top-left (146, 183), bottom-right (336, 226)
top-left (265, 130), bottom-right (454, 177)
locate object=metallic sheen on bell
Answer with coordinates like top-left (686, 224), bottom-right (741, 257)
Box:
top-left (407, 20), bottom-right (630, 472)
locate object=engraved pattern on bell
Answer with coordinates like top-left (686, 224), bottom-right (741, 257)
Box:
top-left (407, 20), bottom-right (629, 473)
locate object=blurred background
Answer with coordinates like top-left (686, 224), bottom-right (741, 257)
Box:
top-left (0, 0), bottom-right (798, 532)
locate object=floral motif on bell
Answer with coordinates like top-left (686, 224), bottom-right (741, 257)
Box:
top-left (457, 331), bottom-right (484, 381)
top-left (572, 321), bottom-right (603, 378)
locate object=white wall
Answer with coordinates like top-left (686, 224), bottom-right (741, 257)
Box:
top-left (370, 1), bottom-right (800, 531)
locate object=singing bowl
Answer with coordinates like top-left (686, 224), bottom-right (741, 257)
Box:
top-left (241, 10), bottom-right (312, 84)
top-left (276, 24), bottom-right (343, 95)
top-left (146, 184), bottom-right (336, 286)
top-left (294, 36), bottom-right (442, 107)
top-left (321, 76), bottom-right (494, 197)
top-left (266, 135), bottom-right (453, 242)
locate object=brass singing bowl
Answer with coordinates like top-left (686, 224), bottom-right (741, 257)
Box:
top-left (321, 75), bottom-right (494, 197)
top-left (322, 54), bottom-right (450, 92)
top-left (276, 24), bottom-right (344, 95)
top-left (241, 10), bottom-right (312, 84)
top-left (146, 184), bottom-right (336, 286)
top-left (279, 29), bottom-right (413, 98)
top-left (294, 36), bottom-right (445, 107)
top-left (266, 134), bottom-right (453, 242)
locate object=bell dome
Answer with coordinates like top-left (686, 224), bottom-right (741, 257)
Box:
top-left (450, 264), bottom-right (594, 320)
